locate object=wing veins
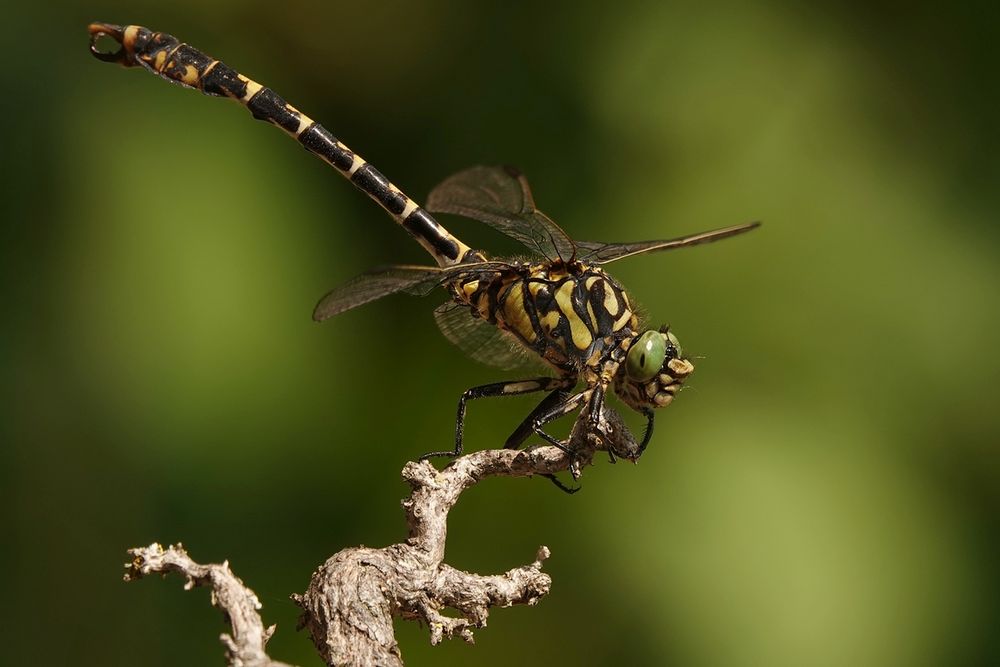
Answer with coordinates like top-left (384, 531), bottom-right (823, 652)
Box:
top-left (577, 222), bottom-right (761, 264)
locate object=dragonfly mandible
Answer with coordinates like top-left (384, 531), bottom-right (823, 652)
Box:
top-left (88, 22), bottom-right (759, 465)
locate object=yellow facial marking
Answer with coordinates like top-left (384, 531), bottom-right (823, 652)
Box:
top-left (654, 392), bottom-right (674, 407)
top-left (668, 358), bottom-right (695, 377)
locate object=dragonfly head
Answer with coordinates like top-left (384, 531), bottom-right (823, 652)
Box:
top-left (613, 327), bottom-right (693, 411)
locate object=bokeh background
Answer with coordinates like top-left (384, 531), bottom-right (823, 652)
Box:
top-left (4, 2), bottom-right (998, 665)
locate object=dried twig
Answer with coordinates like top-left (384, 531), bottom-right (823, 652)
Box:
top-left (124, 403), bottom-right (632, 666)
top-left (124, 542), bottom-right (296, 667)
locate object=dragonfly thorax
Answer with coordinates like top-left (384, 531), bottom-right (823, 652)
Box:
top-left (452, 262), bottom-right (638, 374)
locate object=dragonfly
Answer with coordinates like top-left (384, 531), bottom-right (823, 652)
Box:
top-left (88, 22), bottom-right (759, 468)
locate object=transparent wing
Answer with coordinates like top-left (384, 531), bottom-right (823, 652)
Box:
top-left (425, 165), bottom-right (577, 262)
top-left (576, 221), bottom-right (761, 265)
top-left (433, 301), bottom-right (542, 371)
top-left (313, 261), bottom-right (512, 321)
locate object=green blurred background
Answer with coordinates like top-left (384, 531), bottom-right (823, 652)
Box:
top-left (4, 2), bottom-right (998, 665)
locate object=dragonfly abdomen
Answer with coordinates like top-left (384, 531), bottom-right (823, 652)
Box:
top-left (91, 23), bottom-right (472, 268)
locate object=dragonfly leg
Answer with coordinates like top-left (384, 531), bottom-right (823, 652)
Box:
top-left (420, 377), bottom-right (570, 460)
top-left (504, 384), bottom-right (576, 450)
top-left (542, 473), bottom-right (581, 495)
top-left (528, 390), bottom-right (591, 451)
top-left (527, 390), bottom-right (592, 493)
top-left (636, 409), bottom-right (655, 457)
top-left (586, 384), bottom-right (606, 429)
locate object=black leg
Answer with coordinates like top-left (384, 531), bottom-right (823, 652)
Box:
top-left (521, 389), bottom-right (595, 495)
top-left (636, 409), bottom-right (655, 457)
top-left (504, 387), bottom-right (573, 449)
top-left (420, 376), bottom-right (571, 460)
top-left (529, 390), bottom-right (591, 451)
top-left (542, 473), bottom-right (581, 494)
top-left (586, 384), bottom-right (606, 429)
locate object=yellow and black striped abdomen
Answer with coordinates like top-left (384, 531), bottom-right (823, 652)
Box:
top-left (102, 24), bottom-right (471, 268)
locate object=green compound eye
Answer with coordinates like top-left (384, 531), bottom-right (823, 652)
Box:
top-left (626, 330), bottom-right (666, 382)
top-left (666, 331), bottom-right (683, 358)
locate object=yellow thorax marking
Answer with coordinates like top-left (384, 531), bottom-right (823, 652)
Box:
top-left (602, 281), bottom-right (620, 317)
top-left (539, 310), bottom-right (561, 335)
top-left (613, 309), bottom-right (634, 332)
top-left (502, 283), bottom-right (537, 343)
top-left (554, 281), bottom-right (592, 350)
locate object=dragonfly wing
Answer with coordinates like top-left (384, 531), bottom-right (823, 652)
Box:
top-left (576, 222), bottom-right (760, 265)
top-left (313, 261), bottom-right (517, 321)
top-left (433, 301), bottom-right (541, 371)
top-left (313, 265), bottom-right (444, 321)
top-left (426, 165), bottom-right (577, 262)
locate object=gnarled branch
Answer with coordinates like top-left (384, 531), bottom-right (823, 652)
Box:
top-left (124, 543), bottom-right (296, 667)
top-left (124, 402), bottom-right (634, 666)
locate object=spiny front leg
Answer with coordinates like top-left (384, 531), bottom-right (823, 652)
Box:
top-left (636, 409), bottom-right (655, 458)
